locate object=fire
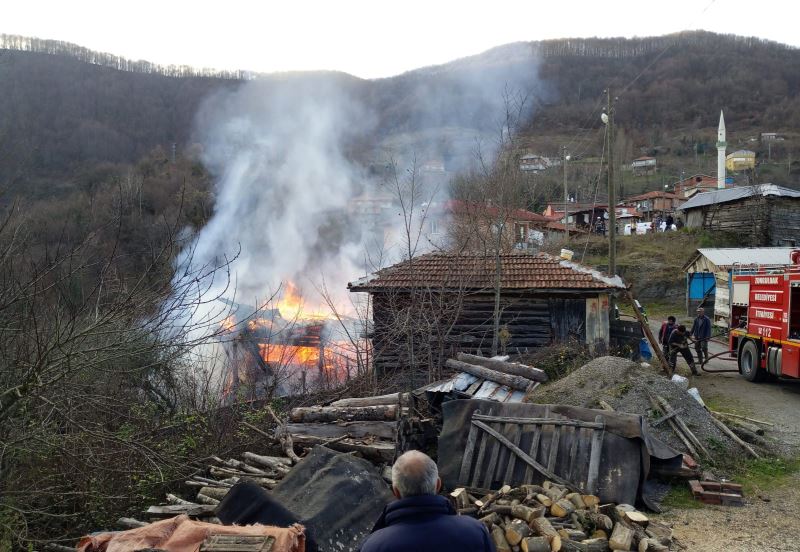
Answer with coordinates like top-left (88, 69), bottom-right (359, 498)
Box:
top-left (221, 315), bottom-right (236, 332)
top-left (276, 281), bottom-right (328, 321)
top-left (259, 343), bottom-right (320, 366)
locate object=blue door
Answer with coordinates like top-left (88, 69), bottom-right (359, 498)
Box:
top-left (688, 272), bottom-right (716, 300)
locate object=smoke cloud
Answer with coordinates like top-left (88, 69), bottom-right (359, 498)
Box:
top-left (178, 43), bottom-right (542, 320)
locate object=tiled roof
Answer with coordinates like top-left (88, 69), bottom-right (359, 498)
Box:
top-left (627, 191), bottom-right (682, 201)
top-left (348, 252), bottom-right (625, 292)
top-left (442, 200), bottom-right (558, 223)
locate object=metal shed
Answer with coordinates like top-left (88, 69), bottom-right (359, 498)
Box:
top-left (682, 247), bottom-right (796, 326)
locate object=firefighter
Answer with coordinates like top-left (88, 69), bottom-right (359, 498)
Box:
top-left (668, 324), bottom-right (699, 376)
top-left (691, 307), bottom-right (712, 365)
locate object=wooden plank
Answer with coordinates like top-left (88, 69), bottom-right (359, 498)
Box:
top-left (471, 419), bottom-right (581, 492)
top-left (523, 406), bottom-right (547, 483)
top-left (286, 421), bottom-right (397, 440)
top-left (289, 435), bottom-right (395, 462)
top-left (289, 405), bottom-right (400, 423)
top-left (146, 504), bottom-right (216, 517)
top-left (503, 424), bottom-right (523, 484)
top-left (459, 415), bottom-right (481, 484)
top-left (567, 426), bottom-right (580, 484)
top-left (473, 414), bottom-right (604, 430)
top-left (483, 420), bottom-right (504, 489)
top-left (586, 415), bottom-right (605, 494)
top-left (471, 407), bottom-right (494, 488)
top-left (546, 414), bottom-right (562, 474)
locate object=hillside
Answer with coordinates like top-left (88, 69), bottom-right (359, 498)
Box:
top-left (2, 31), bottom-right (800, 195)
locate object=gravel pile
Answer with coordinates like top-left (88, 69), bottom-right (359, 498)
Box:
top-left (528, 356), bottom-right (735, 458)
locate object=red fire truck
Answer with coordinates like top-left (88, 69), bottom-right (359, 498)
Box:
top-left (729, 250), bottom-right (800, 382)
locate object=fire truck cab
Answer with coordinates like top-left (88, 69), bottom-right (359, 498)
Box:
top-left (729, 250), bottom-right (800, 381)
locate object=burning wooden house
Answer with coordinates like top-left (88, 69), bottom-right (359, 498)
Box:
top-left (219, 283), bottom-right (366, 401)
top-left (347, 253), bottom-right (625, 376)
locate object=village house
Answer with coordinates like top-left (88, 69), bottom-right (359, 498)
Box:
top-left (626, 190), bottom-right (686, 220)
top-left (631, 156), bottom-right (657, 175)
top-left (760, 132), bottom-right (782, 142)
top-left (672, 174), bottom-right (719, 197)
top-left (430, 200), bottom-right (573, 251)
top-left (543, 201), bottom-right (608, 230)
top-left (678, 184), bottom-right (800, 247)
top-left (347, 252), bottom-right (624, 375)
top-left (726, 149), bottom-right (756, 172)
top-left (519, 154), bottom-right (559, 172)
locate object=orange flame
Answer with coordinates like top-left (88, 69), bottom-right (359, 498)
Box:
top-left (276, 281), bottom-right (327, 321)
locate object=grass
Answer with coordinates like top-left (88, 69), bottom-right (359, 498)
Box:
top-left (702, 395), bottom-right (754, 417)
top-left (661, 485), bottom-right (704, 510)
top-left (732, 457), bottom-right (800, 495)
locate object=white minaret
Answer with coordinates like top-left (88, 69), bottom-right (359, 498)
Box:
top-left (717, 110), bottom-right (727, 189)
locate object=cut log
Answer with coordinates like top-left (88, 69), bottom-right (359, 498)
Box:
top-left (581, 495), bottom-right (600, 508)
top-left (536, 494), bottom-right (553, 508)
top-left (644, 521), bottom-right (672, 545)
top-left (289, 434), bottom-right (395, 462)
top-left (580, 538), bottom-right (610, 552)
top-left (560, 541), bottom-right (589, 552)
top-left (286, 421), bottom-right (397, 440)
top-left (146, 504), bottom-right (216, 518)
top-left (196, 493), bottom-right (221, 506)
top-left (445, 359), bottom-right (536, 392)
top-left (558, 530), bottom-right (588, 542)
top-left (580, 512), bottom-right (613, 533)
top-left (531, 517), bottom-right (562, 551)
top-left (224, 458), bottom-right (268, 475)
top-left (329, 393), bottom-right (407, 408)
top-left (117, 517), bottom-right (147, 529)
top-left (506, 519), bottom-right (534, 545)
top-left (512, 504), bottom-right (544, 523)
top-left (480, 512), bottom-right (501, 529)
top-left (456, 352), bottom-right (548, 382)
top-left (521, 536), bottom-right (551, 552)
top-left (624, 511), bottom-right (649, 527)
top-left (638, 538), bottom-right (668, 552)
top-left (451, 488), bottom-right (471, 510)
top-left (198, 486), bottom-right (229, 501)
top-left (492, 524), bottom-right (513, 552)
top-left (590, 531), bottom-right (608, 540)
top-left (241, 452), bottom-right (292, 471)
top-left (289, 404), bottom-right (401, 423)
top-left (551, 499), bottom-right (576, 518)
top-left (566, 493), bottom-right (587, 510)
top-left (166, 493), bottom-right (194, 505)
top-left (609, 523), bottom-right (634, 551)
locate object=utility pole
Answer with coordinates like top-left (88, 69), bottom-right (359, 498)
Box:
top-left (563, 146), bottom-right (569, 239)
top-left (606, 89), bottom-right (617, 277)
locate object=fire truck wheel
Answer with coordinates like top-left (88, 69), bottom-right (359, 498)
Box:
top-left (739, 340), bottom-right (765, 382)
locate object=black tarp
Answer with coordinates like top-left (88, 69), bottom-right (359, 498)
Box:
top-left (437, 400), bottom-right (682, 510)
top-left (217, 446), bottom-right (393, 552)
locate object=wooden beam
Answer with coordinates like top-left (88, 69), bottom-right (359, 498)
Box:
top-left (624, 289), bottom-right (671, 375)
top-left (445, 359), bottom-right (536, 392)
top-left (456, 352), bottom-right (548, 382)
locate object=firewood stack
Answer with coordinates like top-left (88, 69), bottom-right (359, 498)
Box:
top-left (450, 481), bottom-right (675, 552)
top-left (123, 451), bottom-right (295, 528)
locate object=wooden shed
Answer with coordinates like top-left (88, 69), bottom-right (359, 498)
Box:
top-left (682, 247), bottom-right (796, 326)
top-left (347, 252), bottom-right (625, 376)
top-left (678, 184), bottom-right (800, 246)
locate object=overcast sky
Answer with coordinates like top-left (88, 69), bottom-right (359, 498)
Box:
top-left (3, 0), bottom-right (796, 79)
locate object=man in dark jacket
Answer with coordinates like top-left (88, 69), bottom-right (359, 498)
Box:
top-left (360, 450), bottom-right (495, 552)
top-left (659, 316), bottom-right (677, 353)
top-left (668, 324), bottom-right (698, 376)
top-left (691, 307), bottom-right (712, 365)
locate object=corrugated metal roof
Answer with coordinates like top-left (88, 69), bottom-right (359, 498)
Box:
top-left (685, 247), bottom-right (797, 270)
top-left (348, 252), bottom-right (625, 292)
top-left (678, 184), bottom-right (800, 210)
top-left (423, 371), bottom-right (529, 403)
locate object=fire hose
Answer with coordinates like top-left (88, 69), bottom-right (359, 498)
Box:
top-left (690, 328), bottom-right (740, 373)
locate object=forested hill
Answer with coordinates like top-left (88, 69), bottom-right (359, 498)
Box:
top-left (1, 31), bottom-right (799, 189)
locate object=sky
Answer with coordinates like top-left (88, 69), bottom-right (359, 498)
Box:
top-left (2, 0), bottom-right (797, 79)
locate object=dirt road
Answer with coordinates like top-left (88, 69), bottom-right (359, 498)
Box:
top-left (647, 323), bottom-right (800, 550)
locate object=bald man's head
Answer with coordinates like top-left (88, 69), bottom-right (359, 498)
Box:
top-left (391, 450), bottom-right (441, 498)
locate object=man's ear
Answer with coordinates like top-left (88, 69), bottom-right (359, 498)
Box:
top-left (392, 486), bottom-right (401, 499)
top-left (435, 477), bottom-right (442, 493)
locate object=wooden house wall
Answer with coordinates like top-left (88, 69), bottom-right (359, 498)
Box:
top-left (370, 291), bottom-right (591, 374)
top-left (686, 197), bottom-right (800, 247)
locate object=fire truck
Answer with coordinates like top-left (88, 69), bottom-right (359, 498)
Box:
top-left (729, 250), bottom-right (800, 382)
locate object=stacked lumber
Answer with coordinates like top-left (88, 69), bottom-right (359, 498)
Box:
top-left (128, 451), bottom-right (295, 527)
top-left (286, 393), bottom-right (421, 462)
top-left (452, 481), bottom-right (675, 551)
